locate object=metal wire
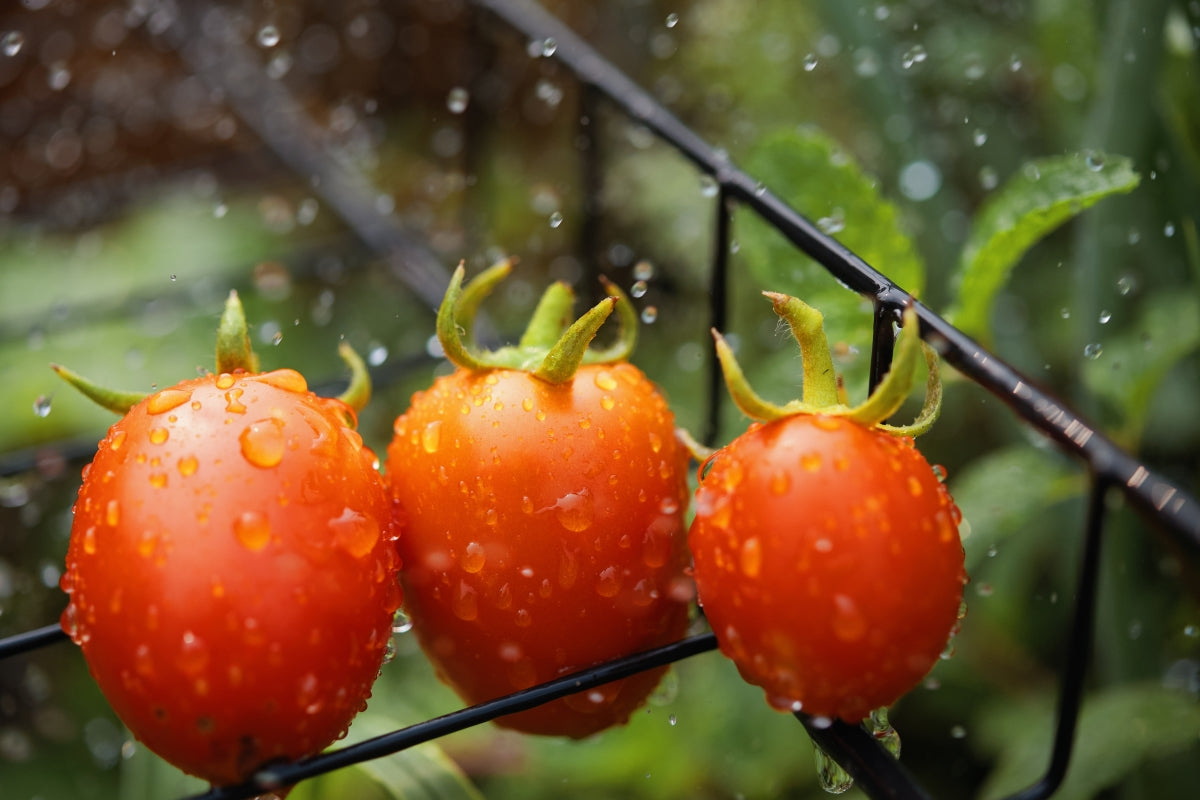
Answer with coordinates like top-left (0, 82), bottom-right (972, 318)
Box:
top-left (1, 1), bottom-right (1198, 799)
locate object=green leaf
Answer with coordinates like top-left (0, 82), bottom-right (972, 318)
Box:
top-left (950, 445), bottom-right (1083, 572)
top-left (737, 127), bottom-right (925, 395)
top-left (948, 152), bottom-right (1140, 341)
top-left (334, 714), bottom-right (485, 800)
top-left (1081, 290), bottom-right (1200, 445)
top-left (974, 683), bottom-right (1200, 800)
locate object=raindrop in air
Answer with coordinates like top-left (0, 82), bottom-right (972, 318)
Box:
top-left (1098, 310), bottom-right (1111, 324)
top-left (950, 724), bottom-right (967, 739)
top-left (1, 31), bottom-right (24, 57)
top-left (368, 344), bottom-right (388, 366)
top-left (257, 25), bottom-right (281, 48)
top-left (631, 280), bottom-right (648, 298)
top-left (972, 129), bottom-right (987, 146)
top-left (1164, 221), bottom-right (1176, 237)
top-left (901, 45), bottom-right (927, 69)
top-left (817, 213), bottom-right (845, 235)
top-left (898, 160), bottom-right (942, 201)
top-left (446, 87), bottom-right (469, 114)
top-left (633, 260), bottom-right (655, 281)
top-left (1083, 343), bottom-right (1103, 360)
top-left (699, 174), bottom-right (719, 197)
top-left (978, 166), bottom-right (998, 190)
top-left (1085, 151), bottom-right (1105, 171)
top-left (548, 211), bottom-right (563, 228)
top-left (1116, 274), bottom-right (1137, 296)
top-left (1059, 307), bottom-right (1071, 319)
top-left (665, 13), bottom-right (679, 28)
top-left (213, 202), bottom-right (228, 218)
top-left (640, 306), bottom-right (658, 324)
top-left (538, 37), bottom-right (557, 57)
top-left (392, 609), bottom-right (413, 634)
top-left (803, 53), bottom-right (818, 71)
top-left (33, 395), bottom-right (52, 418)
top-left (1009, 54), bottom-right (1023, 71)
top-left (668, 713), bottom-right (677, 726)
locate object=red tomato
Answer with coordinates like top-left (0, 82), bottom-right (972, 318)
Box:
top-left (386, 362), bottom-right (691, 737)
top-left (60, 369), bottom-right (401, 785)
top-left (688, 413), bottom-right (966, 723)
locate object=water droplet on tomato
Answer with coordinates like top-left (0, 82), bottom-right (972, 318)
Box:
top-left (515, 608), bottom-right (532, 627)
top-left (815, 745), bottom-right (854, 793)
top-left (105, 499), bottom-right (120, 527)
top-left (329, 507), bottom-right (380, 558)
top-left (148, 427), bottom-right (169, 445)
top-left (801, 453), bottom-right (822, 472)
top-left (452, 582), bottom-right (478, 621)
top-left (215, 373), bottom-right (236, 390)
top-left (594, 371), bottom-right (618, 391)
top-left (392, 609), bottom-right (413, 634)
top-left (137, 529), bottom-right (159, 558)
top-left (250, 369), bottom-right (308, 394)
top-left (82, 526), bottom-right (97, 554)
top-left (521, 396), bottom-right (534, 413)
top-left (146, 388), bottom-right (192, 415)
top-left (554, 490), bottom-right (594, 531)
top-left (135, 644), bottom-right (154, 677)
top-left (148, 472), bottom-right (168, 489)
top-left (831, 594), bottom-right (866, 642)
top-left (421, 420), bottom-right (442, 453)
top-left (740, 537), bottom-right (763, 577)
top-left (298, 673), bottom-right (323, 714)
top-left (177, 455), bottom-right (198, 477)
top-left (233, 511), bottom-right (271, 551)
top-left (224, 388), bottom-right (247, 414)
top-left (462, 542), bottom-right (486, 573)
top-left (177, 631), bottom-right (209, 676)
top-left (240, 418), bottom-right (286, 467)
top-left (600, 395), bottom-right (615, 411)
top-left (109, 430), bottom-right (127, 451)
top-left (595, 566), bottom-right (622, 597)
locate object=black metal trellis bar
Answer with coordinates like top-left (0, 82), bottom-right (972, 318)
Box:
top-left (182, 634), bottom-right (718, 800)
top-left (470, 0), bottom-right (1200, 552)
top-left (0, 622), bottom-right (68, 660)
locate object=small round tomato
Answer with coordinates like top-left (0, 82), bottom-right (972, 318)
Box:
top-left (690, 292), bottom-right (966, 722)
top-left (386, 263), bottom-right (691, 737)
top-left (56, 297), bottom-right (401, 785)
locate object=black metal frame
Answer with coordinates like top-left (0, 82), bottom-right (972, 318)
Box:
top-left (2, 1), bottom-right (1198, 798)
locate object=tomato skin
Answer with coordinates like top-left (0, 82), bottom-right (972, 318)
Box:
top-left (386, 362), bottom-right (691, 737)
top-left (688, 414), bottom-right (966, 722)
top-left (60, 370), bottom-right (401, 785)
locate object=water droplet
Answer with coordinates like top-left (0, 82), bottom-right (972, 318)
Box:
top-left (950, 724), bottom-right (967, 739)
top-left (699, 174), bottom-right (719, 197)
top-left (147, 388), bottom-right (192, 415)
top-left (1184, 624), bottom-right (1199, 638)
top-left (740, 537), bottom-right (762, 577)
top-left (328, 507), bottom-right (380, 558)
top-left (251, 369), bottom-right (308, 394)
top-left (257, 25), bottom-right (281, 48)
top-left (973, 129), bottom-right (988, 146)
top-left (831, 594), bottom-right (867, 642)
top-left (213, 202), bottom-right (228, 218)
top-left (1116, 274), bottom-right (1138, 296)
top-left (816, 212), bottom-right (845, 234)
top-left (148, 427), bottom-right (169, 445)
top-left (215, 373), bottom-right (236, 390)
top-left (392, 609), bottom-right (413, 634)
top-left (931, 464), bottom-right (948, 482)
top-left (815, 745), bottom-right (854, 793)
top-left (595, 566), bottom-right (621, 597)
top-left (368, 344), bottom-right (388, 366)
top-left (548, 211), bottom-right (563, 228)
top-left (539, 37), bottom-right (557, 57)
top-left (668, 713), bottom-right (678, 726)
top-left (979, 166), bottom-right (998, 190)
top-left (665, 12), bottom-right (679, 28)
top-left (803, 53), bottom-right (818, 71)
top-left (421, 420), bottom-right (442, 454)
top-left (1085, 151), bottom-right (1105, 171)
top-left (555, 490), bottom-right (594, 532)
top-left (1083, 342), bottom-right (1103, 360)
top-left (105, 499), bottom-right (120, 527)
top-left (446, 86), bottom-right (470, 114)
top-left (633, 260), bottom-right (655, 281)
top-left (452, 581), bottom-right (479, 621)
top-left (640, 306), bottom-right (658, 324)
top-left (898, 160), bottom-right (942, 201)
top-left (1164, 221), bottom-right (1176, 237)
top-left (33, 395), bottom-right (51, 417)
top-left (82, 525), bottom-right (97, 555)
top-left (233, 511), bottom-right (271, 551)
top-left (631, 280), bottom-right (649, 298)
top-left (1059, 307), bottom-right (1071, 319)
top-left (901, 44), bottom-right (927, 69)
top-left (2, 30), bottom-right (25, 57)
top-left (462, 542), bottom-right (486, 573)
top-left (240, 418), bottom-right (286, 467)
top-left (1098, 310), bottom-right (1112, 324)
top-left (110, 430), bottom-right (127, 451)
top-left (177, 631), bottom-right (209, 676)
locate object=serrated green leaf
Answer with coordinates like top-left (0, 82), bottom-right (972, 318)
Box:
top-left (737, 127), bottom-right (925, 395)
top-left (974, 683), bottom-right (1200, 800)
top-left (950, 445), bottom-right (1083, 571)
top-left (1081, 291), bottom-right (1200, 445)
top-left (949, 152), bottom-right (1140, 341)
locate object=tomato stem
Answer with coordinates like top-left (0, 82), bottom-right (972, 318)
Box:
top-left (534, 297), bottom-right (616, 383)
top-left (215, 290), bottom-right (260, 375)
top-left (49, 364), bottom-right (148, 415)
top-left (335, 341), bottom-right (371, 414)
top-left (765, 292), bottom-right (839, 408)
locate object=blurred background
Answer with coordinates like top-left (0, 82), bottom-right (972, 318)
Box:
top-left (1, 0), bottom-right (1198, 797)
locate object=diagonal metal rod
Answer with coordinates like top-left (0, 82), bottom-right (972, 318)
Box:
top-left (0, 623), bottom-right (69, 659)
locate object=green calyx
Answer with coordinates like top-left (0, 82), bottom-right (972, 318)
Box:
top-left (53, 290), bottom-right (372, 416)
top-left (714, 292), bottom-right (942, 436)
top-left (437, 259), bottom-right (637, 384)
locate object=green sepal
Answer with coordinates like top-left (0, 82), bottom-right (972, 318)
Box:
top-left (584, 277), bottom-right (638, 365)
top-left (50, 363), bottom-right (148, 415)
top-left (534, 297), bottom-right (616, 384)
top-left (215, 290), bottom-right (259, 374)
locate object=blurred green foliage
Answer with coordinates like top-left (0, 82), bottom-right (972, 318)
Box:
top-left (2, 0), bottom-right (1199, 798)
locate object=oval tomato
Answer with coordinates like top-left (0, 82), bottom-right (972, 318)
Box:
top-left (60, 369), bottom-right (401, 785)
top-left (689, 413), bottom-right (966, 723)
top-left (388, 361), bottom-right (691, 737)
